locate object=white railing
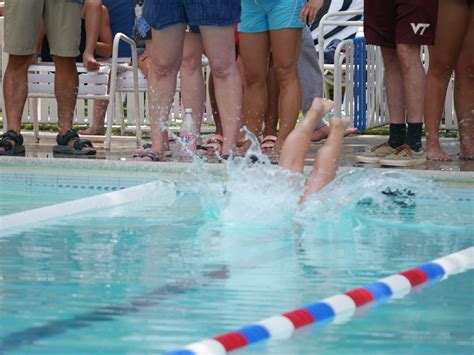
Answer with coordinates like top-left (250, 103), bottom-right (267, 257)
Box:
top-left (317, 10), bottom-right (363, 99)
top-left (333, 39), bottom-right (390, 130)
top-left (317, 10), bottom-right (364, 72)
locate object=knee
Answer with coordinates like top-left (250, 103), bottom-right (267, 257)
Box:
top-left (428, 61), bottom-right (455, 80)
top-left (52, 56), bottom-right (77, 69)
top-left (243, 70), bottom-right (266, 89)
top-left (273, 63), bottom-right (297, 85)
top-left (396, 44), bottom-right (421, 69)
top-left (180, 54), bottom-right (201, 76)
top-left (6, 55), bottom-right (32, 72)
top-left (381, 48), bottom-right (399, 68)
top-left (209, 58), bottom-right (234, 80)
top-left (456, 60), bottom-right (474, 80)
top-left (150, 57), bottom-right (180, 79)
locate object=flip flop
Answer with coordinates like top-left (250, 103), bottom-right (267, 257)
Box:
top-left (261, 135), bottom-right (277, 151)
top-left (202, 134), bottom-right (224, 154)
top-left (132, 151), bottom-right (161, 162)
top-left (141, 143), bottom-right (172, 157)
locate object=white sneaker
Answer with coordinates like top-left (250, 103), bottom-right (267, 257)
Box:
top-left (380, 144), bottom-right (426, 167)
top-left (356, 142), bottom-right (396, 164)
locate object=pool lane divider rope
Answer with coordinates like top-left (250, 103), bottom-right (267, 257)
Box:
top-left (169, 247), bottom-right (474, 355)
top-left (0, 180), bottom-right (176, 235)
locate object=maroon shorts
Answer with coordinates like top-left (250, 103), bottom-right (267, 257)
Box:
top-left (364, 0), bottom-right (439, 48)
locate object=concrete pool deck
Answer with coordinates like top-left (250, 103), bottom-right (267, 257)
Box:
top-left (1, 131), bottom-right (473, 183)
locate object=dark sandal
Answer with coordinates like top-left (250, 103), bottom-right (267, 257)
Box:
top-left (141, 143), bottom-right (172, 157)
top-left (53, 129), bottom-right (96, 156)
top-left (132, 151), bottom-right (161, 161)
top-left (0, 130), bottom-right (26, 156)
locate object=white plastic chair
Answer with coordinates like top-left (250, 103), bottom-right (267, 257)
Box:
top-left (11, 32), bottom-right (141, 150)
top-left (317, 10), bottom-right (364, 98)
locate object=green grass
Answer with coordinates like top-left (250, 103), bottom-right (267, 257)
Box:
top-left (362, 127), bottom-right (458, 138)
top-left (0, 122), bottom-right (458, 139)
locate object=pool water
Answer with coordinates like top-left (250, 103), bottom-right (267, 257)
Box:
top-left (0, 172), bottom-right (156, 216)
top-left (0, 165), bottom-right (473, 354)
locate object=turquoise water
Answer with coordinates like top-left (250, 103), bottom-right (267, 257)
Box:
top-left (0, 165), bottom-right (473, 354)
top-left (0, 173), bottom-right (154, 216)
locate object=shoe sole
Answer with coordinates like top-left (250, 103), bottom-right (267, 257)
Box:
top-left (356, 155), bottom-right (382, 164)
top-left (53, 145), bottom-right (96, 155)
top-left (379, 158), bottom-right (426, 167)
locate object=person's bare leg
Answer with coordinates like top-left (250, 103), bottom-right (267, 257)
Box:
top-left (380, 47), bottom-right (406, 124)
top-left (137, 43), bottom-right (152, 78)
top-left (208, 73), bottom-right (223, 135)
top-left (300, 115), bottom-right (350, 204)
top-left (397, 44), bottom-right (425, 124)
top-left (135, 24), bottom-right (186, 161)
top-left (2, 54), bottom-right (32, 136)
top-left (81, 0), bottom-right (102, 71)
top-left (53, 56), bottom-right (78, 132)
top-left (239, 32), bottom-right (271, 150)
top-left (53, 55), bottom-right (94, 151)
top-left (180, 32), bottom-right (205, 138)
top-left (279, 98), bottom-right (334, 174)
top-left (270, 28), bottom-right (302, 157)
top-left (200, 25), bottom-right (242, 156)
top-left (310, 124), bottom-right (357, 142)
top-left (79, 100), bottom-right (108, 135)
top-left (424, 0), bottom-right (469, 160)
top-left (263, 65), bottom-right (279, 138)
top-left (455, 2), bottom-right (474, 159)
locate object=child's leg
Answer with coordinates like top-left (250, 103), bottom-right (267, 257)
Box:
top-left (82, 0), bottom-right (102, 71)
top-left (300, 116), bottom-right (351, 204)
top-left (279, 98), bottom-right (334, 173)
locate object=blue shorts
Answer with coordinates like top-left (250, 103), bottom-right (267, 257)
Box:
top-left (144, 0), bottom-right (241, 30)
top-left (239, 0), bottom-right (306, 33)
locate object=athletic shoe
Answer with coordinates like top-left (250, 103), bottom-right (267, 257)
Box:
top-left (379, 144), bottom-right (426, 167)
top-left (356, 142), bottom-right (396, 164)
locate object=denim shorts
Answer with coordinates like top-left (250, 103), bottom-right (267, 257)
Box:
top-left (144, 0), bottom-right (241, 30)
top-left (239, 0), bottom-right (305, 33)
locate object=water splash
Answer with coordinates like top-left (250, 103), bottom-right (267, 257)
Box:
top-left (171, 129), bottom-right (473, 232)
top-left (298, 169), bottom-right (474, 229)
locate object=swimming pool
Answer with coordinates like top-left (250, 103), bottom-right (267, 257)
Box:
top-left (0, 159), bottom-right (473, 354)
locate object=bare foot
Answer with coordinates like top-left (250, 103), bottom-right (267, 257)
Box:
top-left (83, 52), bottom-right (100, 71)
top-left (459, 149), bottom-right (474, 160)
top-left (276, 97), bottom-right (336, 151)
top-left (459, 139), bottom-right (474, 160)
top-left (309, 98), bottom-right (335, 121)
top-left (79, 127), bottom-right (105, 135)
top-left (311, 125), bottom-right (358, 142)
top-left (425, 142), bottom-right (452, 161)
top-left (329, 117), bottom-right (353, 132)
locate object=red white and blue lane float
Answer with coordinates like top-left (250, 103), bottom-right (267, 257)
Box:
top-left (169, 247), bottom-right (473, 355)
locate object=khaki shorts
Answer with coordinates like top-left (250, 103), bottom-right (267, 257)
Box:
top-left (4, 0), bottom-right (81, 57)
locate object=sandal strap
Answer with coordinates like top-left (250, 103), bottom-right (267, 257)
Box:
top-left (56, 129), bottom-right (80, 146)
top-left (0, 130), bottom-right (24, 150)
top-left (261, 135), bottom-right (277, 144)
top-left (73, 138), bottom-right (94, 150)
top-left (0, 139), bottom-right (13, 151)
top-left (140, 152), bottom-right (159, 161)
top-left (205, 135), bottom-right (224, 145)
